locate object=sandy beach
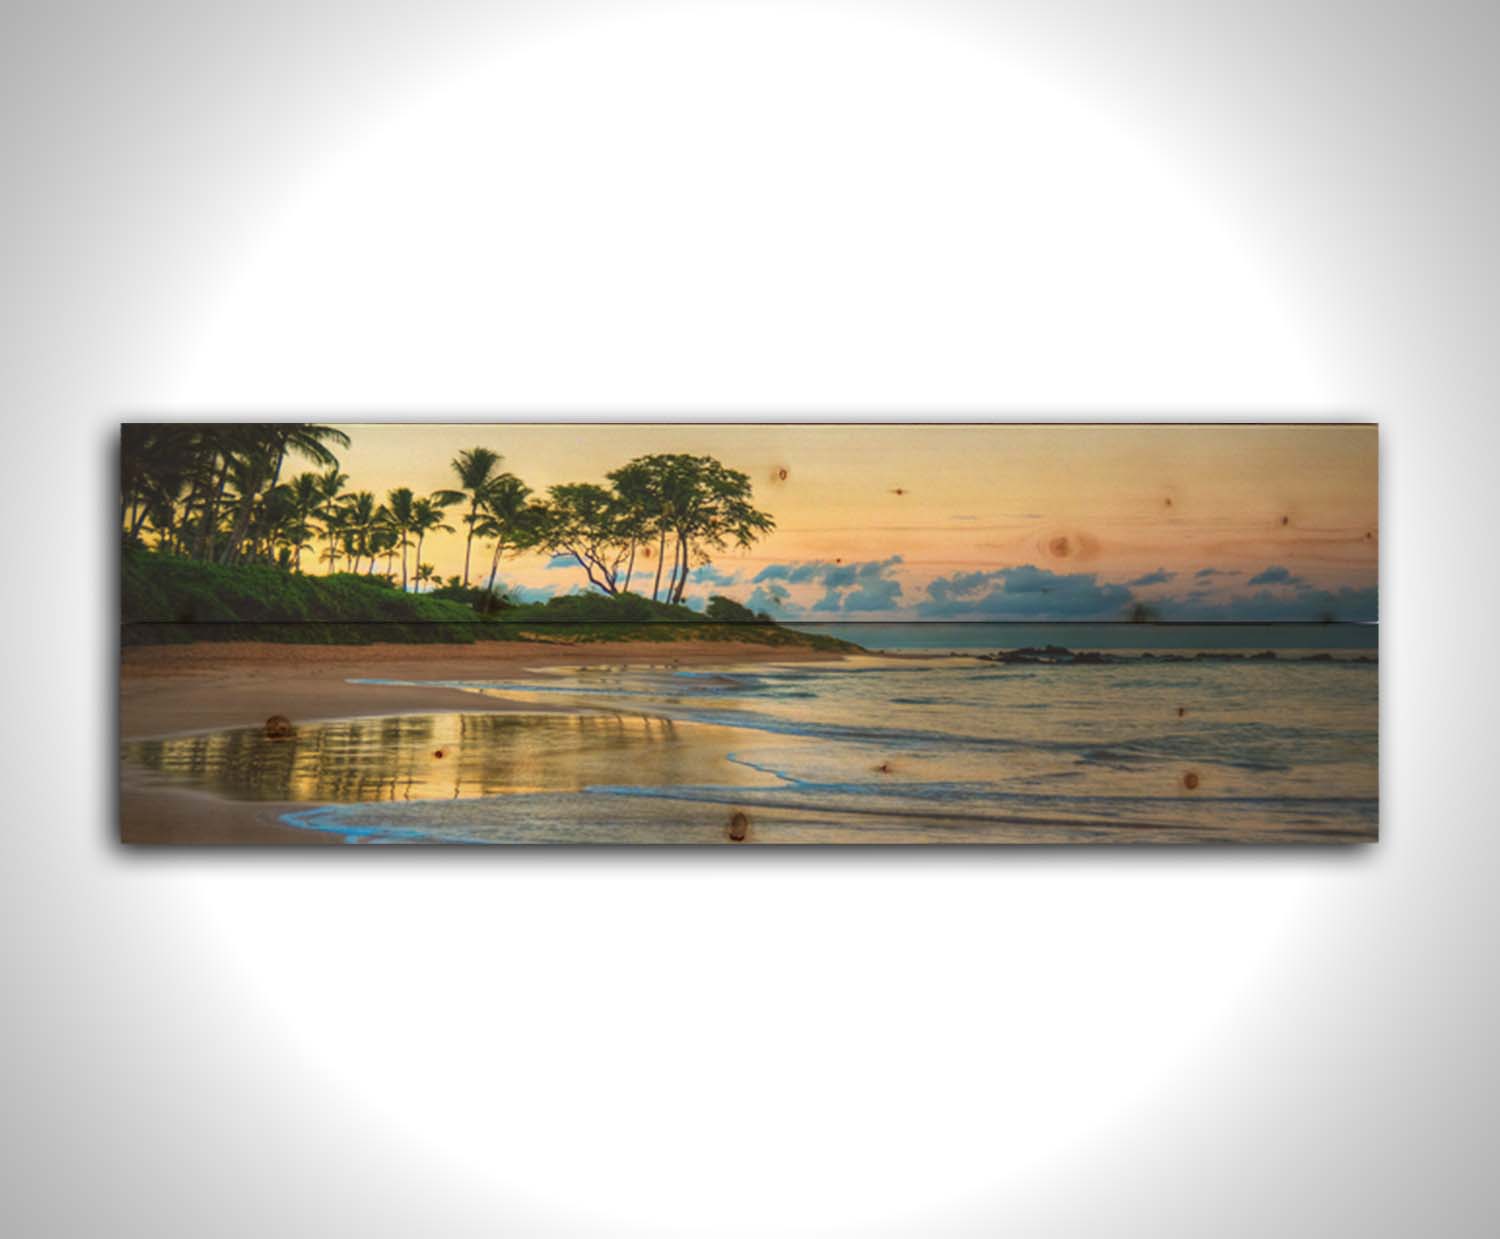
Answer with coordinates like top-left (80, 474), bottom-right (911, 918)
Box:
top-left (119, 639), bottom-right (846, 844)
top-left (120, 635), bottom-right (1377, 846)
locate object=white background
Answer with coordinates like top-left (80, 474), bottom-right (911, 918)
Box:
top-left (4, 2), bottom-right (1498, 1235)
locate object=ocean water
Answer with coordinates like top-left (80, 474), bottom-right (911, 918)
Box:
top-left (125, 626), bottom-right (1377, 843)
top-left (788, 621), bottom-right (1379, 652)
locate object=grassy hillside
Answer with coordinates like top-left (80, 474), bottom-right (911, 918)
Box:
top-left (120, 550), bottom-right (860, 652)
top-left (121, 549), bottom-right (513, 644)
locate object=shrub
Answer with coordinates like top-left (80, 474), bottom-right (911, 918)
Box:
top-left (507, 591), bottom-right (703, 625)
top-left (704, 594), bottom-right (758, 623)
top-left (120, 549), bottom-right (511, 645)
top-left (429, 582), bottom-right (512, 614)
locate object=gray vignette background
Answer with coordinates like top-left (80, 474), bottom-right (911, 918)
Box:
top-left (3, 2), bottom-right (1498, 1236)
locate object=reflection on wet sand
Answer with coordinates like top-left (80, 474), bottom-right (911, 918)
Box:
top-left (123, 712), bottom-right (776, 804)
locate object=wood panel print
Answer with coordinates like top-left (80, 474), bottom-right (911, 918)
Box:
top-left (120, 423), bottom-right (1378, 844)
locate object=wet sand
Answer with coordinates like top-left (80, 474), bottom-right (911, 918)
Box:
top-left (119, 767), bottom-right (321, 845)
top-left (119, 640), bottom-right (846, 844)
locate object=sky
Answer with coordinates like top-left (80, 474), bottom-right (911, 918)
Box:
top-left (326, 422), bottom-right (1378, 622)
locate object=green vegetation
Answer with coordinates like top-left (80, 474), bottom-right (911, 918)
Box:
top-left (542, 454), bottom-right (775, 603)
top-left (121, 548), bottom-right (512, 645)
top-left (119, 424), bottom-right (857, 650)
top-left (704, 595), bottom-right (759, 623)
top-left (121, 426), bottom-right (776, 600)
top-left (491, 590), bottom-right (854, 649)
top-left (121, 549), bottom-right (859, 651)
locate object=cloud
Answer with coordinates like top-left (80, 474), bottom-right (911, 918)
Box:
top-left (1303, 586), bottom-right (1379, 621)
top-left (831, 557), bottom-right (905, 612)
top-left (690, 563), bottom-right (740, 585)
top-left (745, 584), bottom-right (799, 618)
top-left (919, 565), bottom-right (1133, 620)
top-left (752, 560), bottom-right (832, 584)
top-left (737, 555), bottom-right (1374, 624)
top-left (1157, 585), bottom-right (1377, 622)
top-left (1247, 565), bottom-right (1305, 587)
top-left (544, 554), bottom-right (575, 569)
top-left (844, 575), bottom-right (904, 612)
top-left (748, 556), bottom-right (906, 613)
top-left (495, 581), bottom-right (561, 604)
top-left (925, 569), bottom-right (995, 603)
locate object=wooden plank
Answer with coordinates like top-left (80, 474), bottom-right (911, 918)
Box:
top-left (119, 422), bottom-right (1377, 844)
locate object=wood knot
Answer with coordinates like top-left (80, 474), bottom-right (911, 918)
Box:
top-left (1182, 771), bottom-right (1200, 790)
top-left (874, 761), bottom-right (894, 774)
top-left (728, 811), bottom-right (750, 842)
top-left (433, 748), bottom-right (446, 759)
top-left (1037, 529), bottom-right (1099, 562)
top-left (263, 715), bottom-right (294, 740)
top-left (1176, 706), bottom-right (1186, 718)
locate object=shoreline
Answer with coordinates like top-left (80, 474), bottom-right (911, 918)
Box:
top-left (119, 639), bottom-right (849, 843)
top-left (120, 639), bottom-right (848, 738)
top-left (118, 638), bottom-right (1376, 846)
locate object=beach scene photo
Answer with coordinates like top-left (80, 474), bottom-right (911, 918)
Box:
top-left (120, 423), bottom-right (1378, 844)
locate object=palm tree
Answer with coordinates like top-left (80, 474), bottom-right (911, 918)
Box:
top-left (480, 473), bottom-right (535, 595)
top-left (189, 426), bottom-right (260, 562)
top-left (266, 423), bottom-right (351, 488)
top-left (385, 487), bottom-right (417, 591)
top-left (220, 424), bottom-right (350, 565)
top-left (220, 445), bottom-right (276, 564)
top-left (449, 446), bottom-right (503, 586)
top-left (311, 467), bottom-right (349, 571)
top-left (283, 472), bottom-right (326, 571)
top-left (318, 506), bottom-right (347, 573)
top-left (341, 491), bottom-right (378, 574)
top-left (121, 425), bottom-right (201, 549)
top-left (120, 424), bottom-right (353, 567)
top-left (371, 521), bottom-right (399, 578)
top-left (415, 562), bottom-right (437, 591)
top-left (259, 483), bottom-right (310, 566)
top-left (410, 496), bottom-right (455, 586)
top-left (338, 527), bottom-right (360, 573)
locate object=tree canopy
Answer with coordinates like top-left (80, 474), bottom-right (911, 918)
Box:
top-left (121, 430), bottom-right (776, 604)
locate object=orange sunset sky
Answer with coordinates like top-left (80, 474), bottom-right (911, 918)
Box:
top-left (329, 423), bottom-right (1378, 622)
